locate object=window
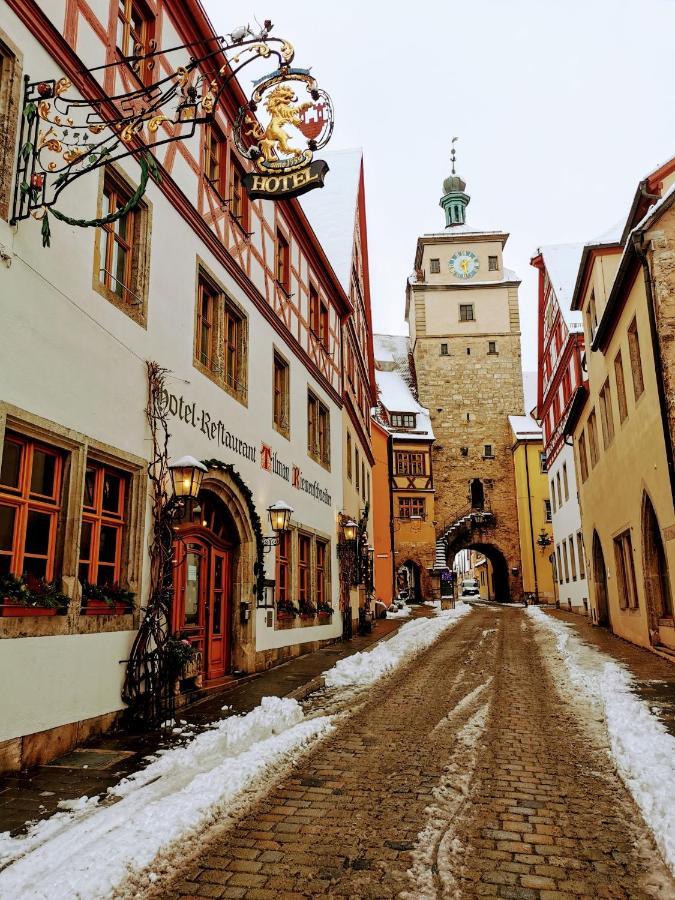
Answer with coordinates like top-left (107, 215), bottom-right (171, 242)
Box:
top-left (117, 0), bottom-right (155, 85)
top-left (203, 124), bottom-right (226, 197)
top-left (0, 433), bottom-right (64, 581)
top-left (488, 255), bottom-right (499, 271)
top-left (366, 471), bottom-right (370, 502)
top-left (346, 431), bottom-right (352, 481)
top-left (544, 499), bottom-right (552, 522)
top-left (614, 350), bottom-right (628, 423)
top-left (196, 276), bottom-right (217, 368)
top-left (577, 532), bottom-right (586, 579)
top-left (614, 529), bottom-right (639, 610)
top-left (275, 530), bottom-right (290, 603)
top-left (273, 351), bottom-right (290, 436)
top-left (599, 379), bottom-right (615, 448)
top-left (562, 463), bottom-right (569, 501)
top-left (440, 343), bottom-right (449, 356)
top-left (459, 304), bottom-right (475, 322)
top-left (316, 539), bottom-right (328, 607)
top-left (466, 347), bottom-right (471, 355)
top-left (488, 341), bottom-right (497, 355)
top-left (562, 540), bottom-right (570, 582)
top-left (540, 452), bottom-right (548, 474)
top-left (627, 318), bottom-right (644, 400)
top-left (430, 258), bottom-right (440, 274)
top-left (550, 479), bottom-right (556, 513)
top-left (587, 409), bottom-right (600, 467)
top-left (308, 391), bottom-right (330, 467)
top-left (395, 452), bottom-right (425, 476)
top-left (98, 170), bottom-right (144, 310)
top-left (390, 413), bottom-right (416, 429)
top-left (0, 41), bottom-right (20, 222)
top-left (484, 444), bottom-right (494, 458)
top-left (398, 497), bottom-right (426, 519)
top-left (79, 462), bottom-right (129, 589)
top-left (556, 546), bottom-right (563, 585)
top-left (578, 430), bottom-right (589, 483)
top-left (309, 285), bottom-right (329, 349)
top-left (229, 153), bottom-right (249, 230)
top-left (319, 300), bottom-right (329, 350)
top-left (362, 462), bottom-right (366, 501)
top-left (195, 268), bottom-right (248, 402)
top-left (588, 290), bottom-right (598, 341)
top-left (556, 472), bottom-right (562, 507)
top-left (298, 533), bottom-right (311, 604)
top-left (276, 229), bottom-right (290, 293)
top-left (568, 536), bottom-right (577, 581)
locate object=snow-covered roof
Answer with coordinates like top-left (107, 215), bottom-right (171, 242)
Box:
top-left (539, 243), bottom-right (584, 328)
top-left (375, 370), bottom-right (434, 441)
top-left (299, 148), bottom-right (362, 294)
top-left (509, 414), bottom-right (542, 441)
top-left (407, 267), bottom-right (520, 286)
top-left (373, 333), bottom-right (409, 367)
top-left (422, 223), bottom-right (507, 238)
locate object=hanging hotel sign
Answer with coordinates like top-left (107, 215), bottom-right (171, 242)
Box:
top-left (233, 69), bottom-right (333, 201)
top-left (11, 20), bottom-right (333, 243)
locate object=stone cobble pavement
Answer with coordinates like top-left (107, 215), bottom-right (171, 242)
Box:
top-left (148, 607), bottom-right (675, 900)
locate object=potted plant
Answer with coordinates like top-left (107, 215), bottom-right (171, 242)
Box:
top-left (299, 600), bottom-right (317, 619)
top-left (81, 581), bottom-right (135, 615)
top-left (276, 599), bottom-right (299, 621)
top-left (0, 573), bottom-right (69, 617)
top-left (165, 634), bottom-right (202, 687)
top-left (317, 600), bottom-right (333, 619)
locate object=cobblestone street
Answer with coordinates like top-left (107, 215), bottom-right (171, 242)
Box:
top-left (148, 607), bottom-right (675, 899)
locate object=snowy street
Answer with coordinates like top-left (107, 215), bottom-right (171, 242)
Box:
top-left (2, 604), bottom-right (675, 898)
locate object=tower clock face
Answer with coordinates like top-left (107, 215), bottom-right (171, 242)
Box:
top-left (449, 250), bottom-right (480, 279)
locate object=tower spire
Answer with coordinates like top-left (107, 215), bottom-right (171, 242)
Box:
top-left (440, 138), bottom-right (469, 228)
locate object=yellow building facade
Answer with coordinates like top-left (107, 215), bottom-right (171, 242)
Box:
top-left (567, 159), bottom-right (675, 653)
top-left (509, 417), bottom-right (556, 604)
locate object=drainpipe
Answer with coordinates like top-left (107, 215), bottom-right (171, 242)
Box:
top-left (523, 441), bottom-right (540, 604)
top-left (387, 432), bottom-right (397, 603)
top-left (635, 235), bottom-right (675, 500)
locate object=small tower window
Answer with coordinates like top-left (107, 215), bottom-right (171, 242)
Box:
top-left (488, 341), bottom-right (497, 355)
top-left (440, 343), bottom-right (448, 356)
top-left (484, 444), bottom-right (494, 458)
top-left (488, 255), bottom-right (499, 271)
top-left (430, 258), bottom-right (440, 274)
top-left (459, 304), bottom-right (474, 322)
top-left (466, 347), bottom-right (471, 355)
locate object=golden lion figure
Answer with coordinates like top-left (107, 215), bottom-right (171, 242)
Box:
top-left (247, 85), bottom-right (312, 163)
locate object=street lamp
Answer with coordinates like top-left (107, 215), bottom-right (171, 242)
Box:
top-left (168, 456), bottom-right (207, 501)
top-left (342, 518), bottom-right (358, 542)
top-left (262, 500), bottom-right (294, 552)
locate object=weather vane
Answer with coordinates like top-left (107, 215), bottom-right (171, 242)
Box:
top-left (11, 19), bottom-right (334, 246)
top-left (451, 136), bottom-right (459, 175)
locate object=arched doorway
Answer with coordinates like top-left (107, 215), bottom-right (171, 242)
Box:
top-left (592, 531), bottom-right (610, 627)
top-left (470, 543), bottom-right (510, 602)
top-left (172, 490), bottom-right (239, 681)
top-left (470, 478), bottom-right (485, 511)
top-left (642, 493), bottom-right (674, 648)
top-left (398, 560), bottom-right (422, 603)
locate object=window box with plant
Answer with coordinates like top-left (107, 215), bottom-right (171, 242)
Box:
top-left (316, 600), bottom-right (333, 619)
top-left (81, 581), bottom-right (135, 615)
top-left (299, 599), bottom-right (317, 619)
top-left (276, 599), bottom-right (300, 621)
top-left (0, 573), bottom-right (69, 617)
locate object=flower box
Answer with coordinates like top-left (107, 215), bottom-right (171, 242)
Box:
top-left (83, 599), bottom-right (132, 616)
top-left (317, 610), bottom-right (333, 620)
top-left (1, 603), bottom-right (57, 617)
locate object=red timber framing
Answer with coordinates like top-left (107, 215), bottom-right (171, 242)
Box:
top-left (8, 0), bottom-right (351, 406)
top-left (532, 252), bottom-right (586, 468)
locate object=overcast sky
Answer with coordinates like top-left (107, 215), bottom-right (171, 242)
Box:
top-left (204, 0), bottom-right (675, 371)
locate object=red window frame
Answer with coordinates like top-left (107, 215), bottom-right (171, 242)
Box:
top-left (276, 229), bottom-right (290, 292)
top-left (229, 153), bottom-right (250, 230)
top-left (273, 352), bottom-right (289, 432)
top-left (78, 461), bottom-right (129, 590)
top-left (398, 497), bottom-right (426, 519)
top-left (0, 433), bottom-right (63, 583)
top-left (275, 530), bottom-right (290, 603)
top-left (204, 123), bottom-right (227, 198)
top-left (316, 540), bottom-right (327, 606)
top-left (196, 275), bottom-right (217, 368)
top-left (298, 533), bottom-right (311, 603)
top-left (117, 0), bottom-right (156, 86)
top-left (319, 300), bottom-right (329, 349)
top-left (99, 174), bottom-right (136, 304)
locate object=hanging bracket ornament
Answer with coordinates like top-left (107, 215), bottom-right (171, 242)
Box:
top-left (10, 19), bottom-right (333, 242)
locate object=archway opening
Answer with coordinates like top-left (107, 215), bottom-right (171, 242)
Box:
top-left (642, 493), bottom-right (673, 642)
top-left (452, 543), bottom-right (511, 602)
top-left (592, 531), bottom-right (610, 627)
top-left (397, 560), bottom-right (422, 603)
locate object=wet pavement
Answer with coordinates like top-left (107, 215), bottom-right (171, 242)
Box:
top-left (0, 616), bottom-right (404, 837)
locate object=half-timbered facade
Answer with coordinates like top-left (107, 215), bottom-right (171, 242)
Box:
top-left (0, 0), bottom-right (363, 771)
top-left (531, 243), bottom-right (590, 614)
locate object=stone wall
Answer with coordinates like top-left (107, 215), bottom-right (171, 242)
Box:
top-left (648, 205), bottom-right (675, 477)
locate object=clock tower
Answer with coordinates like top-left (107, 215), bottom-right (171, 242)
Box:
top-left (405, 155), bottom-right (525, 601)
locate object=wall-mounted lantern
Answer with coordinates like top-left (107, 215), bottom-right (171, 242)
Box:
top-left (263, 500), bottom-right (294, 552)
top-left (168, 456), bottom-right (207, 501)
top-left (342, 518), bottom-right (358, 543)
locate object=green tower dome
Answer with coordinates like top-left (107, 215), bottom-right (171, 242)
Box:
top-left (442, 173), bottom-right (466, 195)
top-left (440, 140), bottom-right (470, 227)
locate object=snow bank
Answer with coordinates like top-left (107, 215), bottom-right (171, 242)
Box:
top-left (386, 603), bottom-right (411, 619)
top-left (528, 607), bottom-right (675, 875)
top-left (325, 602), bottom-right (471, 689)
top-left (0, 697), bottom-right (333, 898)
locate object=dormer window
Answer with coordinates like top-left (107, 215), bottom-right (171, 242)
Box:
top-left (488, 255), bottom-right (499, 271)
top-left (391, 413), bottom-right (416, 429)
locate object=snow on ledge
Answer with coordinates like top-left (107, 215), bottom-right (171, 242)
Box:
top-left (528, 606), bottom-right (675, 875)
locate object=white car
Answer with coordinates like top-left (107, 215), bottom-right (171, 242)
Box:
top-left (460, 578), bottom-right (480, 597)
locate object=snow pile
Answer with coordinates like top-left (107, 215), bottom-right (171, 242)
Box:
top-left (528, 607), bottom-right (675, 875)
top-left (0, 697), bottom-right (333, 898)
top-left (386, 603), bottom-right (411, 619)
top-left (325, 602), bottom-right (471, 689)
